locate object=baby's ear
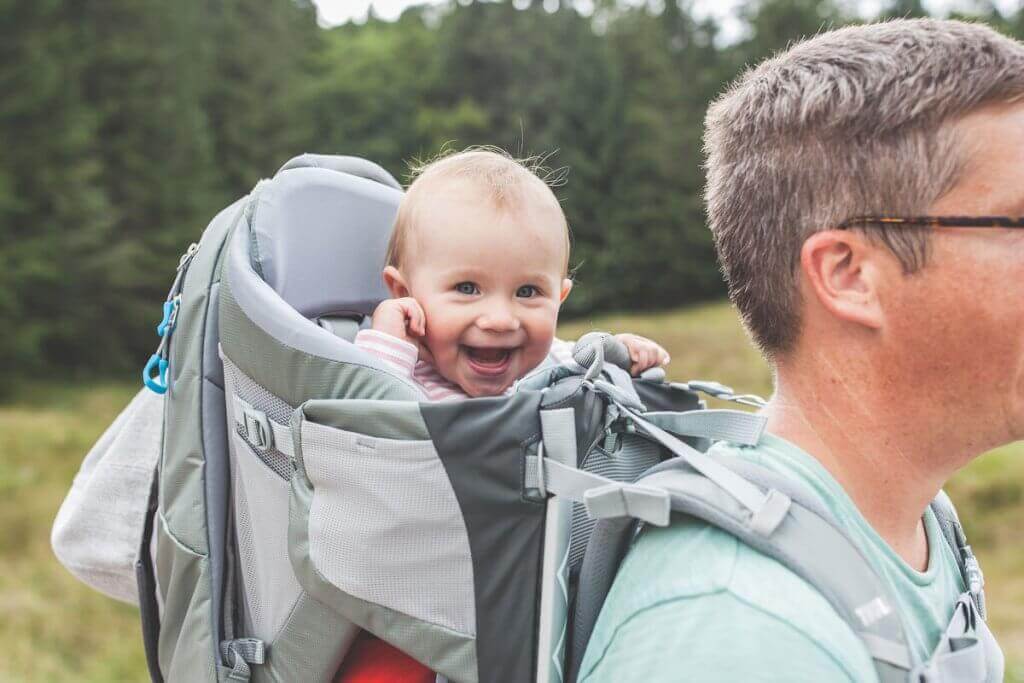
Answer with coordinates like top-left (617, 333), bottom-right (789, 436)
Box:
top-left (383, 266), bottom-right (410, 298)
top-left (559, 278), bottom-right (573, 303)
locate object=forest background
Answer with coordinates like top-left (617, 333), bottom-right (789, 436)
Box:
top-left (6, 0), bottom-right (1024, 389)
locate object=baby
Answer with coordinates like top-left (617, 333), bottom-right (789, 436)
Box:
top-left (340, 148), bottom-right (670, 681)
top-left (354, 148), bottom-right (669, 400)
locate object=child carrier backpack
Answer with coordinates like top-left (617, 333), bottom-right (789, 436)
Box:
top-left (57, 153), bottom-right (1001, 683)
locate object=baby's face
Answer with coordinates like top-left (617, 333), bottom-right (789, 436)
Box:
top-left (390, 181), bottom-right (571, 397)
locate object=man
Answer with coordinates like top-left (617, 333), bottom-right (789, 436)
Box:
top-left (578, 19), bottom-right (1021, 682)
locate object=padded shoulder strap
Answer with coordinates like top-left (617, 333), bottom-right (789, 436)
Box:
top-left (569, 455), bottom-right (915, 683)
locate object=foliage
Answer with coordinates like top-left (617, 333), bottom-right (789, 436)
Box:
top-left (2, 0), bottom-right (1022, 387)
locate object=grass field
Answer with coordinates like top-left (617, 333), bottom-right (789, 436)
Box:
top-left (2, 301), bottom-right (1022, 681)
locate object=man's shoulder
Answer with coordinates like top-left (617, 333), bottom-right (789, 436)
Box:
top-left (578, 516), bottom-right (877, 682)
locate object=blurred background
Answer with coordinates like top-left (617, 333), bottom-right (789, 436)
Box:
top-left (2, 0), bottom-right (1023, 680)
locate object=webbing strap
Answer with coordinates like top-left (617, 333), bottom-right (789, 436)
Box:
top-left (269, 420), bottom-right (294, 458)
top-left (536, 408), bottom-right (577, 683)
top-left (636, 460), bottom-right (914, 683)
top-left (220, 638), bottom-right (265, 683)
top-left (860, 633), bottom-right (913, 670)
top-left (643, 409), bottom-right (767, 446)
top-left (525, 455), bottom-right (671, 526)
top-left (628, 409), bottom-right (769, 517)
top-left (230, 394), bottom-right (294, 458)
top-left (931, 492), bottom-right (987, 619)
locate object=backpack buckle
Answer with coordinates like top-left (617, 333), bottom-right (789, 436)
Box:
top-left (234, 397), bottom-right (274, 450)
top-left (962, 545), bottom-right (984, 597)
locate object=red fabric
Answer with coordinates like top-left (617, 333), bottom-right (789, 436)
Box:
top-left (334, 631), bottom-right (435, 683)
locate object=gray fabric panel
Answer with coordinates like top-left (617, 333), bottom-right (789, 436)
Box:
top-left (317, 316), bottom-right (362, 342)
top-left (420, 391), bottom-right (555, 683)
top-left (155, 514), bottom-right (219, 682)
top-left (539, 378), bottom-right (609, 462)
top-left (255, 591), bottom-right (360, 683)
top-left (162, 198), bottom-right (243, 554)
top-left (641, 463), bottom-right (915, 675)
top-left (248, 165), bottom-right (399, 319)
top-left (229, 428), bottom-right (302, 642)
top-left (302, 399), bottom-right (430, 440)
top-left (160, 196), bottom-right (245, 678)
top-left (288, 435), bottom-right (478, 683)
top-left (220, 228), bottom-right (423, 405)
top-left (277, 153), bottom-right (402, 190)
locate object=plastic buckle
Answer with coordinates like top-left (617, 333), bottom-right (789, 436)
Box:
top-left (235, 398), bottom-right (273, 450)
top-left (963, 545), bottom-right (984, 596)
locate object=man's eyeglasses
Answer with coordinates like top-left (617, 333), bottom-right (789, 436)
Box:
top-left (837, 216), bottom-right (1024, 230)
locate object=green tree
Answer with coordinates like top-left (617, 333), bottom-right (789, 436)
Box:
top-left (0, 0), bottom-right (111, 386)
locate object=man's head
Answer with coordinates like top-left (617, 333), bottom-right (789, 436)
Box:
top-left (706, 18), bottom-right (1024, 354)
top-left (705, 19), bottom-right (1024, 444)
top-left (382, 148), bottom-right (573, 396)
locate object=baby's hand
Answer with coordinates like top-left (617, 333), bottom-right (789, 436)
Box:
top-left (615, 333), bottom-right (671, 376)
top-left (371, 297), bottom-right (426, 346)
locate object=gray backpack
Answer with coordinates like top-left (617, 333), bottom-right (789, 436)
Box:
top-left (123, 153), bottom-right (1000, 682)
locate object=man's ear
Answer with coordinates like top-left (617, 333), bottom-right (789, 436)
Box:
top-left (800, 230), bottom-right (884, 331)
top-left (382, 266), bottom-right (411, 299)
top-left (559, 278), bottom-right (573, 303)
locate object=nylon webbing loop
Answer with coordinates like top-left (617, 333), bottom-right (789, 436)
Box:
top-left (525, 455), bottom-right (671, 526)
top-left (220, 638), bottom-right (265, 683)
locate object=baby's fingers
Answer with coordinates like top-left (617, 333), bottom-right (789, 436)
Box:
top-left (656, 345), bottom-right (671, 366)
top-left (397, 298), bottom-right (426, 336)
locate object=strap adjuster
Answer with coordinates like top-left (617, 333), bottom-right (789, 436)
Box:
top-left (234, 397), bottom-right (273, 450)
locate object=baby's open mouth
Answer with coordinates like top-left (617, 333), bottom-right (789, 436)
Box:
top-left (463, 346), bottom-right (514, 375)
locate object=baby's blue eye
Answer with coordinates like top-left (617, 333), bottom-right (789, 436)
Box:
top-left (516, 285), bottom-right (539, 298)
top-left (455, 282), bottom-right (479, 295)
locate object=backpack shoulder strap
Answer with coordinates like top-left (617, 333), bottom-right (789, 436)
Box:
top-left (569, 452), bottom-right (915, 683)
top-left (929, 490), bottom-right (987, 619)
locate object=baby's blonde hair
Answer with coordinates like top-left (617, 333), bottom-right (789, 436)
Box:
top-left (386, 145), bottom-right (571, 274)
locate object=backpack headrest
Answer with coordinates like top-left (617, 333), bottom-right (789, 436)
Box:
top-left (248, 155), bottom-right (402, 320)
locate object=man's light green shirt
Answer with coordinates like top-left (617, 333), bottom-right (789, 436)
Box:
top-left (577, 433), bottom-right (966, 682)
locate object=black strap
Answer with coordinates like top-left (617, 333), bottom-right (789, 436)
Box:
top-left (567, 516), bottom-right (639, 683)
top-left (136, 475), bottom-right (164, 683)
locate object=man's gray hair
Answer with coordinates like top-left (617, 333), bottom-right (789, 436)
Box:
top-left (704, 18), bottom-right (1024, 357)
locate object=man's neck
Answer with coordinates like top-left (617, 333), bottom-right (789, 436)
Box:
top-left (764, 355), bottom-right (969, 571)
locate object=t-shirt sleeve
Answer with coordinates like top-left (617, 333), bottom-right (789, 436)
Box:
top-left (353, 329), bottom-right (418, 378)
top-left (578, 590), bottom-right (863, 683)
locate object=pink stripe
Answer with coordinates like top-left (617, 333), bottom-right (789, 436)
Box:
top-left (373, 334), bottom-right (418, 357)
top-left (373, 350), bottom-right (416, 371)
top-left (356, 330), bottom-right (418, 359)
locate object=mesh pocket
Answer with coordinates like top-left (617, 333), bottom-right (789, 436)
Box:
top-left (223, 356), bottom-right (292, 480)
top-left (297, 418), bottom-right (476, 637)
